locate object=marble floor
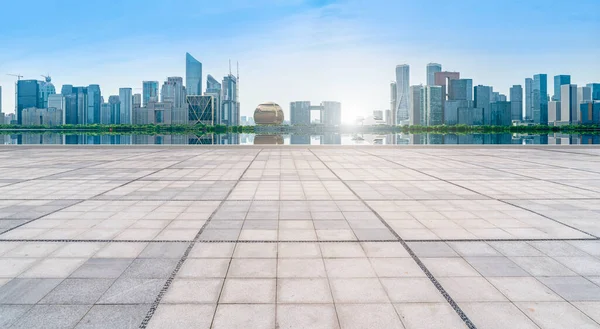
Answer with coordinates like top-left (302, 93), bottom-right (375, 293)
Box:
top-left (0, 146), bottom-right (599, 329)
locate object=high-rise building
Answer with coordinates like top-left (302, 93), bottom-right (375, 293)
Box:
top-left (205, 75), bottom-right (222, 124)
top-left (108, 96), bottom-right (121, 124)
top-left (221, 74), bottom-right (239, 126)
top-left (119, 88), bottom-right (133, 124)
top-left (48, 94), bottom-right (66, 124)
top-left (474, 85), bottom-right (493, 125)
top-left (434, 72), bottom-right (460, 100)
top-left (17, 80), bottom-right (41, 125)
top-left (186, 53), bottom-right (202, 96)
top-left (62, 85), bottom-right (88, 125)
top-left (553, 75), bottom-right (571, 101)
top-left (161, 77), bottom-right (186, 109)
top-left (87, 85), bottom-right (101, 124)
top-left (580, 102), bottom-right (600, 124)
top-left (448, 79), bottom-right (472, 101)
top-left (320, 101), bottom-right (342, 126)
top-left (133, 94), bottom-right (142, 108)
top-left (142, 81), bottom-right (159, 106)
top-left (389, 82), bottom-right (397, 125)
top-left (420, 86), bottom-right (442, 126)
top-left (490, 101), bottom-right (511, 126)
top-left (445, 100), bottom-right (471, 125)
top-left (395, 65), bottom-right (409, 122)
top-left (561, 84), bottom-right (578, 123)
top-left (533, 74), bottom-right (548, 124)
top-left (426, 63), bottom-right (442, 86)
top-left (587, 83), bottom-right (600, 101)
top-left (525, 78), bottom-right (533, 120)
top-left (578, 86), bottom-right (592, 105)
top-left (548, 101), bottom-right (561, 123)
top-left (509, 85), bottom-right (523, 121)
top-left (290, 101), bottom-right (311, 125)
top-left (0, 86), bottom-right (3, 115)
top-left (187, 95), bottom-right (214, 125)
top-left (409, 85), bottom-right (423, 126)
top-left (38, 76), bottom-right (56, 109)
top-left (100, 103), bottom-right (111, 124)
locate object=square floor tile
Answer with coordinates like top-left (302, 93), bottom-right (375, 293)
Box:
top-left (330, 278), bottom-right (389, 303)
top-left (277, 304), bottom-right (339, 329)
top-left (39, 278), bottom-right (114, 304)
top-left (220, 278), bottom-right (275, 303)
top-left (516, 301), bottom-right (600, 329)
top-left (380, 278), bottom-right (445, 302)
top-left (146, 304), bottom-right (215, 329)
top-left (10, 305), bottom-right (90, 329)
top-left (162, 279), bottom-right (223, 303)
top-left (228, 259), bottom-right (276, 278)
top-left (97, 278), bottom-right (164, 304)
top-left (212, 304), bottom-right (275, 329)
top-left (538, 276), bottom-right (600, 301)
top-left (0, 278), bottom-right (62, 304)
top-left (394, 303), bottom-right (468, 329)
top-left (460, 302), bottom-right (539, 329)
top-left (337, 304), bottom-right (404, 329)
top-left (488, 277), bottom-right (562, 302)
top-left (277, 278), bottom-right (333, 303)
top-left (75, 304), bottom-right (150, 329)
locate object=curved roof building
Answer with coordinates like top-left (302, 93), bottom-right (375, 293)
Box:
top-left (254, 102), bottom-right (284, 125)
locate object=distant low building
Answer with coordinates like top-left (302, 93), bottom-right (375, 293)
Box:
top-left (580, 102), bottom-right (600, 125)
top-left (21, 108), bottom-right (63, 126)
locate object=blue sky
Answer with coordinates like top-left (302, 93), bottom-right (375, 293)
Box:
top-left (1, 0), bottom-right (599, 121)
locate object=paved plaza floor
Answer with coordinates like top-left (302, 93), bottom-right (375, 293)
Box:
top-left (0, 145), bottom-right (599, 329)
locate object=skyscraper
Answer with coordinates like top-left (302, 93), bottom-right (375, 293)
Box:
top-left (87, 85), bottom-right (101, 124)
top-left (142, 81), bottom-right (159, 106)
top-left (587, 83), bottom-right (600, 101)
top-left (390, 82), bottom-right (397, 125)
top-left (395, 65), bottom-right (409, 123)
top-left (548, 101), bottom-right (561, 123)
top-left (533, 74), bottom-right (548, 124)
top-left (17, 80), bottom-right (40, 124)
top-left (320, 101), bottom-right (342, 126)
top-left (426, 63), bottom-right (442, 86)
top-left (525, 78), bottom-right (533, 120)
top-left (474, 85), bottom-right (493, 125)
top-left (448, 79), bottom-right (472, 101)
top-left (578, 86), bottom-right (592, 105)
top-left (490, 101), bottom-right (512, 126)
top-left (434, 72), bottom-right (460, 100)
top-left (186, 53), bottom-right (202, 96)
top-left (420, 86), bottom-right (442, 126)
top-left (409, 85), bottom-right (423, 126)
top-left (290, 101), bottom-right (311, 125)
top-left (221, 74), bottom-right (239, 126)
top-left (510, 85), bottom-right (523, 121)
top-left (38, 77), bottom-right (56, 109)
top-left (161, 77), bottom-right (186, 109)
top-left (108, 95), bottom-right (121, 124)
top-left (48, 94), bottom-right (66, 124)
top-left (205, 75), bottom-right (222, 124)
top-left (561, 84), bottom-right (578, 123)
top-left (119, 88), bottom-right (133, 124)
top-left (553, 75), bottom-right (571, 101)
top-left (133, 94), bottom-right (142, 108)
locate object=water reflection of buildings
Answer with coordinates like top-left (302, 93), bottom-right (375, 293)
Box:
top-left (5, 132), bottom-right (600, 145)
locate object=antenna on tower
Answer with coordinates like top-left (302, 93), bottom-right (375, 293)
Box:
top-left (237, 62), bottom-right (239, 80)
top-left (229, 60), bottom-right (232, 76)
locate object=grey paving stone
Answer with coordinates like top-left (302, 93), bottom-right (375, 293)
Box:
top-left (121, 258), bottom-right (179, 279)
top-left (39, 278), bottom-right (115, 304)
top-left (97, 278), bottom-right (164, 304)
top-left (212, 304), bottom-right (275, 329)
top-left (460, 302), bottom-right (539, 329)
top-left (465, 256), bottom-right (530, 277)
top-left (538, 276), bottom-right (600, 301)
top-left (516, 301), bottom-right (600, 329)
top-left (162, 279), bottom-right (223, 303)
top-left (277, 278), bottom-right (333, 303)
top-left (146, 304), bottom-right (215, 329)
top-left (394, 303), bottom-right (468, 329)
top-left (277, 304), bottom-right (339, 329)
top-left (0, 305), bottom-right (32, 328)
top-left (407, 242), bottom-right (459, 257)
top-left (75, 304), bottom-right (150, 329)
top-left (10, 304), bottom-right (91, 329)
top-left (220, 278), bottom-right (276, 303)
top-left (337, 304), bottom-right (404, 329)
top-left (70, 258), bottom-right (134, 278)
top-left (138, 242), bottom-right (189, 258)
top-left (0, 278), bottom-right (62, 304)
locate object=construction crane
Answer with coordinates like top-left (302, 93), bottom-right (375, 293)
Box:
top-left (6, 74), bottom-right (24, 113)
top-left (40, 74), bottom-right (52, 83)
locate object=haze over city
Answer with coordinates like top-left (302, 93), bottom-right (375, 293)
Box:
top-left (0, 0), bottom-right (599, 123)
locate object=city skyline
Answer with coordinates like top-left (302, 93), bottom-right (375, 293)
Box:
top-left (0, 0), bottom-right (599, 123)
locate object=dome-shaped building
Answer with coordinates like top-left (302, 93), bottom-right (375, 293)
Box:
top-left (254, 102), bottom-right (284, 125)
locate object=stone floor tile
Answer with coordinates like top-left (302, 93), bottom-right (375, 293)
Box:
top-left (70, 258), bottom-right (134, 278)
top-left (437, 277), bottom-right (507, 302)
top-left (465, 256), bottom-right (530, 277)
top-left (421, 258), bottom-right (480, 277)
top-left (380, 278), bottom-right (445, 302)
top-left (19, 257), bottom-right (87, 278)
top-left (460, 302), bottom-right (540, 329)
top-left (516, 301), bottom-right (600, 329)
top-left (233, 243), bottom-right (277, 258)
top-left (573, 302), bottom-right (600, 324)
top-left (10, 304), bottom-right (90, 329)
top-left (278, 258), bottom-right (327, 278)
top-left (0, 278), bottom-right (62, 304)
top-left (75, 304), bottom-right (150, 329)
top-left (337, 304), bottom-right (404, 329)
top-left (0, 305), bottom-right (32, 328)
top-left (146, 304), bottom-right (215, 329)
top-left (320, 243), bottom-right (366, 258)
top-left (510, 256), bottom-right (578, 276)
top-left (360, 242), bottom-right (409, 257)
top-left (97, 278), bottom-right (164, 304)
top-left (138, 242), bottom-right (188, 258)
top-left (0, 258), bottom-right (38, 277)
top-left (228, 258), bottom-right (276, 278)
top-left (278, 243), bottom-right (322, 258)
top-left (277, 304), bottom-right (339, 329)
top-left (162, 279), bottom-right (223, 303)
top-left (324, 258), bottom-right (376, 278)
top-left (538, 276), bottom-right (600, 301)
top-left (277, 278), bottom-right (333, 303)
top-left (39, 278), bottom-right (114, 304)
top-left (488, 277), bottom-right (562, 301)
top-left (370, 258), bottom-right (425, 277)
top-left (330, 278), bottom-right (390, 303)
top-left (120, 258), bottom-right (178, 279)
top-left (178, 258), bottom-right (229, 278)
top-left (188, 243), bottom-right (236, 258)
top-left (212, 304), bottom-right (275, 329)
top-left (394, 303), bottom-right (468, 329)
top-left (220, 278), bottom-right (276, 303)
top-left (406, 242), bottom-right (458, 257)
